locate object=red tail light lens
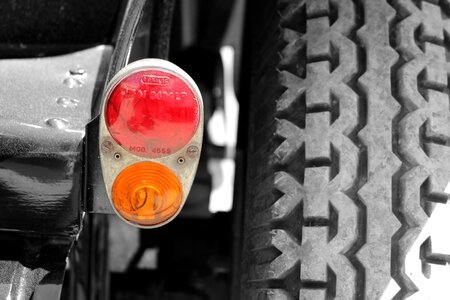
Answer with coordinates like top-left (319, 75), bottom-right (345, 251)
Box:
top-left (105, 69), bottom-right (200, 158)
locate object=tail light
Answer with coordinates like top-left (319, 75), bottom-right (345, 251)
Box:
top-left (99, 59), bottom-right (203, 228)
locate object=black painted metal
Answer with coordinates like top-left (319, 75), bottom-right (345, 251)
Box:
top-left (0, 234), bottom-right (73, 300)
top-left (0, 46), bottom-right (112, 235)
top-left (85, 117), bottom-right (109, 213)
top-left (0, 152), bottom-right (82, 234)
top-left (0, 0), bottom-right (121, 58)
top-left (104, 0), bottom-right (149, 94)
top-left (148, 0), bottom-right (175, 60)
top-left (0, 35), bottom-right (117, 300)
top-left (0, 45), bottom-right (112, 299)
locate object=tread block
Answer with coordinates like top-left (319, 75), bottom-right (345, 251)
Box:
top-left (304, 167), bottom-right (330, 219)
top-left (277, 71), bottom-right (305, 112)
top-left (425, 90), bottom-right (450, 141)
top-left (299, 288), bottom-right (326, 300)
top-left (300, 223), bottom-right (357, 298)
top-left (306, 0), bottom-right (329, 18)
top-left (425, 143), bottom-right (450, 201)
top-left (305, 112), bottom-right (331, 162)
top-left (421, 237), bottom-right (450, 266)
top-left (306, 17), bottom-right (331, 60)
top-left (254, 289), bottom-right (295, 300)
top-left (420, 1), bottom-right (444, 43)
top-left (275, 119), bottom-right (305, 164)
top-left (250, 229), bottom-right (301, 280)
top-left (422, 43), bottom-right (447, 88)
top-left (305, 61), bottom-right (332, 108)
top-left (300, 227), bottom-right (329, 282)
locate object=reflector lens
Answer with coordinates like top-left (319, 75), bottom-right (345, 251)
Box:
top-left (111, 162), bottom-right (182, 226)
top-left (105, 69), bottom-right (199, 158)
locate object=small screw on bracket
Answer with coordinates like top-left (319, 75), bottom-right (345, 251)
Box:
top-left (114, 153), bottom-right (121, 160)
top-left (177, 157), bottom-right (185, 165)
top-left (186, 146), bottom-right (199, 158)
top-left (101, 141), bottom-right (114, 153)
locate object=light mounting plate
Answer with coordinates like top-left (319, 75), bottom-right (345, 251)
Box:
top-left (99, 59), bottom-right (204, 228)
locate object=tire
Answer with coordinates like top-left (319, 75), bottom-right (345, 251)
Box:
top-left (241, 0), bottom-right (450, 299)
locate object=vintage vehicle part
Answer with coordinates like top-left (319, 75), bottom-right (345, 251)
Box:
top-left (0, 46), bottom-right (112, 300)
top-left (0, 0), bottom-right (151, 298)
top-left (99, 59), bottom-right (203, 228)
top-left (241, 0), bottom-right (450, 299)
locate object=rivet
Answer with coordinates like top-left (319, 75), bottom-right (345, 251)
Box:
top-left (69, 67), bottom-right (86, 76)
top-left (56, 97), bottom-right (79, 108)
top-left (45, 118), bottom-right (69, 129)
top-left (63, 77), bottom-right (83, 88)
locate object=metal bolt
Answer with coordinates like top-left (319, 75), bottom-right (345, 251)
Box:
top-left (101, 141), bottom-right (114, 153)
top-left (114, 153), bottom-right (121, 160)
top-left (177, 157), bottom-right (185, 165)
top-left (186, 146), bottom-right (199, 158)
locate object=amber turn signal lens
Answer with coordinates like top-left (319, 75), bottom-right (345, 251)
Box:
top-left (111, 162), bottom-right (182, 227)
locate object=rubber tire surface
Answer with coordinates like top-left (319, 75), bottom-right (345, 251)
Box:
top-left (241, 0), bottom-right (450, 299)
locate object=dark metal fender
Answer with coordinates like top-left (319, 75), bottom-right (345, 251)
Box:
top-left (0, 46), bottom-right (112, 235)
top-left (0, 149), bottom-right (83, 234)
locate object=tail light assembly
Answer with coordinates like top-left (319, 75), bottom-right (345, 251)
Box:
top-left (99, 59), bottom-right (203, 228)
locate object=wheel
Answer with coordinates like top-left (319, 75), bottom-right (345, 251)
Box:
top-left (241, 0), bottom-right (450, 299)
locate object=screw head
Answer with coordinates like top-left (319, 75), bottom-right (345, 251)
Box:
top-left (177, 157), bottom-right (185, 165)
top-left (186, 145), bottom-right (199, 158)
top-left (101, 141), bottom-right (114, 153)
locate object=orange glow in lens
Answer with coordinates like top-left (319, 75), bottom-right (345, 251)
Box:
top-left (111, 162), bottom-right (182, 227)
